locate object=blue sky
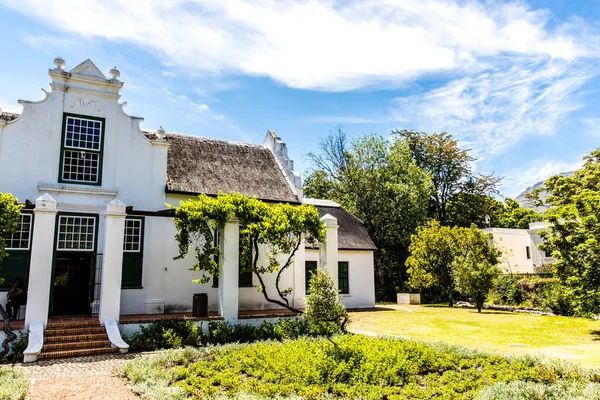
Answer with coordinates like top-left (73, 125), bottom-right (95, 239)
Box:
top-left (1, 0), bottom-right (599, 198)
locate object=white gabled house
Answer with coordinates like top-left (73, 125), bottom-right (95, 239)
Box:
top-left (483, 222), bottom-right (555, 274)
top-left (0, 58), bottom-right (376, 360)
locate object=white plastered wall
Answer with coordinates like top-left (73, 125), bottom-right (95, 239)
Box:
top-left (305, 249), bottom-right (375, 308)
top-left (483, 228), bottom-right (535, 274)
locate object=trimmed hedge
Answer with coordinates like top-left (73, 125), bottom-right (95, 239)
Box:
top-left (123, 319), bottom-right (312, 351)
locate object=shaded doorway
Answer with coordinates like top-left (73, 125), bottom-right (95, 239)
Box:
top-left (51, 253), bottom-right (93, 316)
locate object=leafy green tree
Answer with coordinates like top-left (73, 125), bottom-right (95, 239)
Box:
top-left (453, 228), bottom-right (501, 312)
top-left (406, 221), bottom-right (500, 308)
top-left (304, 269), bottom-right (348, 342)
top-left (406, 220), bottom-right (456, 306)
top-left (495, 198), bottom-right (541, 229)
top-left (303, 170), bottom-right (336, 199)
top-left (171, 192), bottom-right (325, 313)
top-left (446, 177), bottom-right (504, 228)
top-left (0, 193), bottom-right (22, 277)
top-left (528, 149), bottom-right (600, 316)
top-left (394, 130), bottom-right (500, 226)
top-left (0, 193), bottom-right (22, 338)
top-left (306, 128), bottom-right (431, 298)
top-left (539, 190), bottom-right (600, 316)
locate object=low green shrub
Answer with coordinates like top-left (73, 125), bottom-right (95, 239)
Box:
top-left (489, 275), bottom-right (522, 305)
top-left (124, 319), bottom-right (206, 351)
top-left (0, 367), bottom-right (29, 400)
top-left (488, 276), bottom-right (576, 316)
top-left (124, 318), bottom-right (312, 351)
top-left (120, 335), bottom-right (600, 400)
top-left (477, 381), bottom-right (600, 400)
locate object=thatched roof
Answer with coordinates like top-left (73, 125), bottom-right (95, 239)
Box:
top-left (0, 111), bottom-right (20, 123)
top-left (145, 132), bottom-right (299, 203)
top-left (305, 199), bottom-right (377, 251)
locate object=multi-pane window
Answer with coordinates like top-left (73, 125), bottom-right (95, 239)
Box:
top-left (122, 217), bottom-right (144, 288)
top-left (60, 115), bottom-right (103, 184)
top-left (305, 261), bottom-right (317, 295)
top-left (123, 219), bottom-right (143, 252)
top-left (6, 214), bottom-right (32, 250)
top-left (57, 215), bottom-right (96, 251)
top-left (338, 261), bottom-right (349, 295)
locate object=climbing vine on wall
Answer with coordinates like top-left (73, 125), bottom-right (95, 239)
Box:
top-left (171, 192), bottom-right (326, 313)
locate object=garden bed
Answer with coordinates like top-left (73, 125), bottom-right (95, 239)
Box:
top-left (119, 335), bottom-right (600, 399)
top-left (0, 367), bottom-right (28, 400)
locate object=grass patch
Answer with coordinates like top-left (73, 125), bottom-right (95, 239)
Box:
top-left (120, 335), bottom-right (600, 400)
top-left (0, 367), bottom-right (29, 400)
top-left (351, 304), bottom-right (600, 367)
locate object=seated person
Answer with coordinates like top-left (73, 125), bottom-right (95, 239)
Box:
top-left (6, 278), bottom-right (26, 321)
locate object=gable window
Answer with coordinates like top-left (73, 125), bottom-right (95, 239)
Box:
top-left (57, 215), bottom-right (96, 251)
top-left (6, 214), bottom-right (32, 250)
top-left (305, 261), bottom-right (317, 295)
top-left (1, 213), bottom-right (33, 290)
top-left (59, 114), bottom-right (104, 185)
top-left (122, 217), bottom-right (144, 288)
top-left (338, 261), bottom-right (349, 295)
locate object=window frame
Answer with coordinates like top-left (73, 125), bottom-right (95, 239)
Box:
top-left (58, 113), bottom-right (105, 186)
top-left (6, 213), bottom-right (33, 251)
top-left (338, 261), bottom-right (349, 295)
top-left (123, 218), bottom-right (144, 253)
top-left (56, 214), bottom-right (98, 252)
top-left (121, 217), bottom-right (145, 289)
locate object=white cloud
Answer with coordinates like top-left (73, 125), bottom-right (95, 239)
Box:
top-left (501, 159), bottom-right (583, 198)
top-left (161, 70), bottom-right (176, 77)
top-left (213, 114), bottom-right (225, 120)
top-left (393, 59), bottom-right (595, 162)
top-left (1, 0), bottom-right (595, 90)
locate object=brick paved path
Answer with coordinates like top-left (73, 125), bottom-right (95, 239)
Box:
top-left (15, 353), bottom-right (143, 399)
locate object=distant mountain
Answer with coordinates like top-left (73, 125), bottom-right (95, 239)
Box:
top-left (515, 171), bottom-right (575, 212)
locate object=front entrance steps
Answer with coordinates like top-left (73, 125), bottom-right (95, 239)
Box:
top-left (39, 320), bottom-right (118, 360)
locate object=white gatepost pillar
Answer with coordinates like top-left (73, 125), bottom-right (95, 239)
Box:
top-left (218, 219), bottom-right (239, 321)
top-left (319, 214), bottom-right (339, 290)
top-left (24, 193), bottom-right (58, 329)
top-left (99, 199), bottom-right (126, 324)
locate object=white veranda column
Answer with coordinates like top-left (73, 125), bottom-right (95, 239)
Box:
top-left (319, 214), bottom-right (339, 290)
top-left (292, 241), bottom-right (306, 308)
top-left (24, 193), bottom-right (58, 329)
top-left (99, 199), bottom-right (126, 324)
top-left (219, 219), bottom-right (239, 321)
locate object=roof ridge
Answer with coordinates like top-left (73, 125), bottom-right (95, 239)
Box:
top-left (143, 130), bottom-right (266, 149)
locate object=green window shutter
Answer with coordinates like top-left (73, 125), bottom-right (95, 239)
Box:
top-left (305, 261), bottom-right (317, 295)
top-left (239, 231), bottom-right (253, 287)
top-left (121, 217), bottom-right (144, 289)
top-left (338, 261), bottom-right (349, 294)
top-left (0, 252), bottom-right (31, 290)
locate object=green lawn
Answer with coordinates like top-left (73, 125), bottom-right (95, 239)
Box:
top-left (349, 304), bottom-right (600, 368)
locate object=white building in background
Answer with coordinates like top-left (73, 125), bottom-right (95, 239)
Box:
top-left (0, 58), bottom-right (376, 336)
top-left (483, 222), bottom-right (554, 274)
